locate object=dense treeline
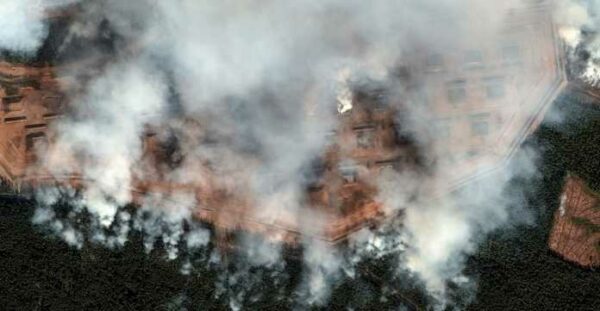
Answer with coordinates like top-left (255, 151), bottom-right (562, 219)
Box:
top-left (467, 95), bottom-right (600, 310)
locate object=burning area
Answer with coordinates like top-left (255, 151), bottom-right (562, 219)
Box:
top-left (0, 0), bottom-right (597, 309)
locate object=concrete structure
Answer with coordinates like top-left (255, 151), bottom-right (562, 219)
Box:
top-left (549, 174), bottom-right (600, 267)
top-left (0, 63), bottom-right (64, 188)
top-left (0, 0), bottom-right (569, 245)
top-left (137, 91), bottom-right (420, 245)
top-left (408, 1), bottom-right (567, 193)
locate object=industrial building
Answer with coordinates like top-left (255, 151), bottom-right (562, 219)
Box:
top-left (0, 0), bottom-right (570, 245)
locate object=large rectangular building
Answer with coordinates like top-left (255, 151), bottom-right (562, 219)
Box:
top-left (0, 0), bottom-right (568, 245)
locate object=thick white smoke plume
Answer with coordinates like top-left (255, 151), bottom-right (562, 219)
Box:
top-left (555, 0), bottom-right (600, 86)
top-left (0, 0), bottom-right (563, 308)
top-left (0, 0), bottom-right (49, 53)
top-left (48, 59), bottom-right (168, 226)
top-left (0, 0), bottom-right (79, 53)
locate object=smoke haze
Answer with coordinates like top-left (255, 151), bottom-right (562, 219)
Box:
top-left (555, 0), bottom-right (600, 86)
top-left (0, 0), bottom-right (571, 308)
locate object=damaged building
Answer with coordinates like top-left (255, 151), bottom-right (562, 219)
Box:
top-left (0, 62), bottom-right (64, 189)
top-left (0, 0), bottom-right (573, 246)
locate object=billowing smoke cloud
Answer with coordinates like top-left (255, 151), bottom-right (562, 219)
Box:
top-left (47, 59), bottom-right (168, 226)
top-left (555, 0), bottom-right (600, 86)
top-left (386, 149), bottom-right (539, 304)
top-left (0, 0), bottom-right (79, 53)
top-left (0, 0), bottom-right (49, 53)
top-left (0, 0), bottom-right (563, 309)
